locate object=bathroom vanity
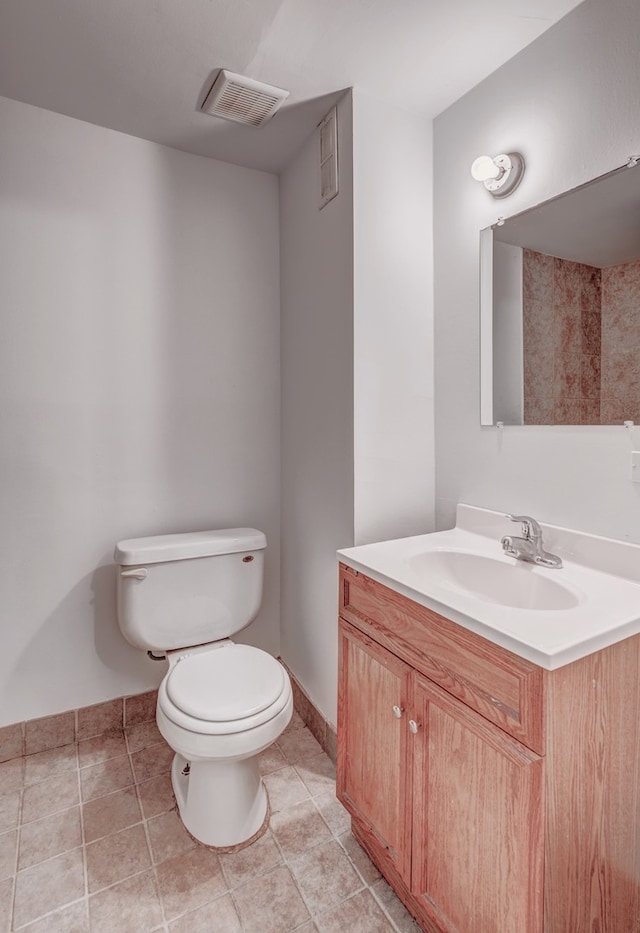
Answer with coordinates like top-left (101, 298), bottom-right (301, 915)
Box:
top-left (337, 505), bottom-right (640, 933)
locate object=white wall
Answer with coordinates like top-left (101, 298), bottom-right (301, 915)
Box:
top-left (279, 92), bottom-right (355, 726)
top-left (433, 0), bottom-right (640, 540)
top-left (492, 241), bottom-right (523, 424)
top-left (280, 90), bottom-right (435, 726)
top-left (0, 96), bottom-right (281, 727)
top-left (352, 90), bottom-right (435, 545)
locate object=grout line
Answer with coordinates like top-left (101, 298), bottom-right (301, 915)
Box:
top-left (11, 894), bottom-right (88, 932)
top-left (8, 763), bottom-right (26, 931)
top-left (7, 863), bottom-right (16, 933)
top-left (75, 755), bottom-right (91, 930)
top-left (7, 725), bottom-right (382, 933)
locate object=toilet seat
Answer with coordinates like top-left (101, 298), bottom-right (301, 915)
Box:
top-left (158, 644), bottom-right (291, 736)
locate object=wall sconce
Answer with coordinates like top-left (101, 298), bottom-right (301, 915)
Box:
top-left (470, 152), bottom-right (525, 198)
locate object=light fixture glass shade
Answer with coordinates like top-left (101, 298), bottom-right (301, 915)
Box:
top-left (471, 155), bottom-right (501, 181)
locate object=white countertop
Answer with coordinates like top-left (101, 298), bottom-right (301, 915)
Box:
top-left (337, 504), bottom-right (640, 670)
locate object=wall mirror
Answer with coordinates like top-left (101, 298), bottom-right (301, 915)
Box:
top-left (480, 160), bottom-right (640, 426)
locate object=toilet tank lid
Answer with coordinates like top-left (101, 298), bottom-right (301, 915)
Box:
top-left (114, 528), bottom-right (266, 565)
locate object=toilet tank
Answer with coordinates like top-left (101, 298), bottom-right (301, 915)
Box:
top-left (114, 528), bottom-right (266, 652)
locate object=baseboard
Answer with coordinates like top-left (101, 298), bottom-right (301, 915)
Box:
top-left (279, 659), bottom-right (337, 763)
top-left (1, 659), bottom-right (337, 766)
top-left (0, 690), bottom-right (158, 763)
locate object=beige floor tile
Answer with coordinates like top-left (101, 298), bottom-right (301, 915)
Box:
top-left (22, 771), bottom-right (80, 824)
top-left (313, 791), bottom-right (350, 836)
top-left (290, 839), bottom-right (363, 915)
top-left (263, 766), bottom-right (310, 813)
top-left (294, 755), bottom-right (336, 798)
top-left (19, 897), bottom-right (90, 932)
top-left (337, 832), bottom-right (382, 885)
top-left (146, 809), bottom-right (196, 865)
top-left (277, 728), bottom-right (324, 765)
top-left (18, 806), bottom-right (82, 870)
top-left (5, 703), bottom-right (383, 933)
top-left (13, 848), bottom-right (84, 928)
top-left (0, 831), bottom-right (17, 883)
top-left (0, 791), bottom-right (20, 835)
top-left (218, 830), bottom-right (283, 889)
top-left (125, 720), bottom-right (163, 753)
top-left (0, 759), bottom-right (24, 794)
top-left (169, 893), bottom-right (241, 932)
top-left (258, 744), bottom-right (288, 776)
top-left (86, 823), bottom-right (151, 893)
top-left (130, 741), bottom-right (174, 783)
top-left (77, 732), bottom-right (127, 769)
top-left (232, 864), bottom-right (310, 933)
top-left (138, 773), bottom-right (175, 820)
top-left (283, 711), bottom-right (306, 733)
top-left (82, 785), bottom-right (142, 843)
top-left (315, 888), bottom-right (394, 933)
top-left (155, 846), bottom-right (227, 921)
top-left (0, 877), bottom-right (13, 933)
top-left (270, 799), bottom-right (332, 860)
top-left (88, 869), bottom-right (163, 933)
top-left (24, 745), bottom-right (77, 787)
top-left (371, 878), bottom-right (423, 932)
top-left (80, 754), bottom-right (134, 802)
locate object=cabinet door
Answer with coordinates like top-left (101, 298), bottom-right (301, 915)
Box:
top-left (337, 620), bottom-right (412, 878)
top-left (411, 675), bottom-right (544, 933)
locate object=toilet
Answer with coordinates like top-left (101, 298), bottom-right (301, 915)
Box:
top-left (114, 527), bottom-right (293, 849)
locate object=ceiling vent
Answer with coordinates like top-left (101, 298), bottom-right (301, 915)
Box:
top-left (200, 70), bottom-right (290, 127)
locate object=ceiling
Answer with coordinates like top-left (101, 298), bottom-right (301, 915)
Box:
top-left (0, 0), bottom-right (584, 174)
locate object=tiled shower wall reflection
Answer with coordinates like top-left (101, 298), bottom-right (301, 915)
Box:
top-left (523, 250), bottom-right (601, 424)
top-left (522, 251), bottom-right (640, 424)
top-left (601, 259), bottom-right (640, 423)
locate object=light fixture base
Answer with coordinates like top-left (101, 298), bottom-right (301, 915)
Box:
top-left (483, 152), bottom-right (525, 198)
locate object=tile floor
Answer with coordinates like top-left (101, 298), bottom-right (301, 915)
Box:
top-left (0, 712), bottom-right (420, 932)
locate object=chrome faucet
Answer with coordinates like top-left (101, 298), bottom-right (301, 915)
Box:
top-left (501, 514), bottom-right (563, 569)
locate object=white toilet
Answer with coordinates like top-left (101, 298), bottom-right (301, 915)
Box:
top-left (114, 527), bottom-right (293, 849)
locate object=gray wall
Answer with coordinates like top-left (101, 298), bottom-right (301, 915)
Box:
top-left (0, 97), bottom-right (281, 726)
top-left (279, 93), bottom-right (355, 725)
top-left (434, 0), bottom-right (640, 540)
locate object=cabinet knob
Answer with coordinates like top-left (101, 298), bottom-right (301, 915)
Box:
top-left (392, 705), bottom-right (404, 719)
top-left (408, 719), bottom-right (421, 734)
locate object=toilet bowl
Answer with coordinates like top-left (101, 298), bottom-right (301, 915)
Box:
top-left (156, 641), bottom-right (293, 847)
top-left (114, 527), bottom-right (292, 848)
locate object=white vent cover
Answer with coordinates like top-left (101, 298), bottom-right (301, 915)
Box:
top-left (200, 70), bottom-right (289, 127)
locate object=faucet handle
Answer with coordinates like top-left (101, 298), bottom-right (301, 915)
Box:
top-left (504, 514), bottom-right (541, 539)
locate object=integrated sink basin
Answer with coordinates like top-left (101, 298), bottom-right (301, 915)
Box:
top-left (404, 549), bottom-right (581, 611)
top-left (338, 503), bottom-right (640, 669)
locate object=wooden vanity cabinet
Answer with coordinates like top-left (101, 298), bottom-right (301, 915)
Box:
top-left (337, 563), bottom-right (640, 933)
top-left (338, 625), bottom-right (412, 880)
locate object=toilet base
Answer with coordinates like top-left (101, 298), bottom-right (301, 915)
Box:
top-left (171, 752), bottom-right (269, 849)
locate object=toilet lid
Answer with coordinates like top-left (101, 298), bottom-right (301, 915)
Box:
top-left (166, 645), bottom-right (286, 723)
